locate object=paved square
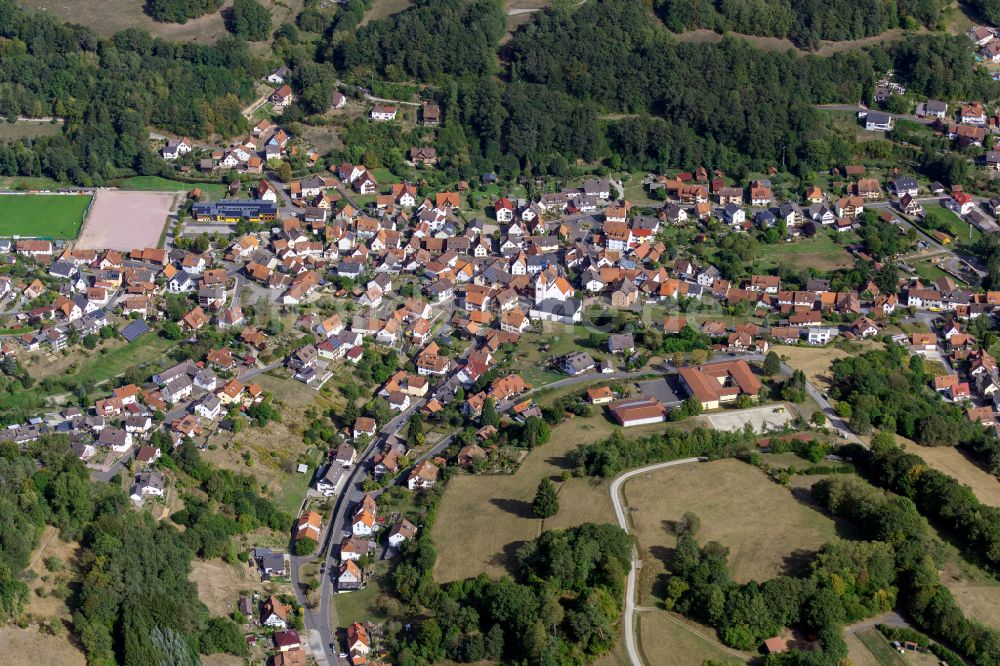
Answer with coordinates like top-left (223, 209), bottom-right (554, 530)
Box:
top-left (705, 404), bottom-right (795, 433)
top-left (637, 377), bottom-right (684, 406)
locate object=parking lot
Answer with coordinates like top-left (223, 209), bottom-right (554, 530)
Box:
top-left (637, 376), bottom-right (685, 407)
top-left (704, 404), bottom-right (796, 433)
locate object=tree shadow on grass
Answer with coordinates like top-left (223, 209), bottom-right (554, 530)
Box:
top-left (788, 484), bottom-right (859, 540)
top-left (489, 497), bottom-right (534, 519)
top-left (489, 539), bottom-right (528, 576)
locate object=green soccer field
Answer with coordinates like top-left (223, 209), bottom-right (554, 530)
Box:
top-left (0, 194), bottom-right (93, 239)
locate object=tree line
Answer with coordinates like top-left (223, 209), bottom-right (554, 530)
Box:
top-left (145, 0), bottom-right (222, 23)
top-left (814, 469), bottom-right (1000, 665)
top-left (569, 427), bottom-right (756, 478)
top-left (653, 0), bottom-right (946, 50)
top-left (842, 434), bottom-right (1000, 574)
top-left (666, 464), bottom-right (1000, 666)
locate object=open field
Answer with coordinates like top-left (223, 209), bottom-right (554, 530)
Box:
top-left (939, 541), bottom-right (1000, 629)
top-left (0, 626), bottom-right (86, 666)
top-left (753, 234), bottom-right (855, 272)
top-left (671, 27), bottom-right (909, 56)
top-left (117, 176), bottom-right (228, 201)
top-left (24, 526), bottom-right (80, 622)
top-left (622, 459), bottom-right (842, 597)
top-left (19, 0), bottom-right (302, 42)
top-left (24, 334), bottom-right (173, 386)
top-left (912, 444), bottom-right (1000, 507)
top-left (432, 415), bottom-right (669, 582)
top-left (202, 655), bottom-right (247, 666)
top-left (0, 194), bottom-right (91, 239)
top-left (204, 373), bottom-right (341, 515)
top-left (637, 611), bottom-right (747, 666)
top-left (361, 0), bottom-right (414, 25)
top-left (19, 0), bottom-right (232, 41)
top-left (189, 557), bottom-right (254, 616)
top-left (76, 190), bottom-right (175, 250)
top-left (0, 120), bottom-right (64, 141)
top-left (773, 343), bottom-right (867, 393)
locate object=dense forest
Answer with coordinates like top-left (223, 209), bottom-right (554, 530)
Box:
top-left (329, 0), bottom-right (943, 177)
top-left (323, 0), bottom-right (1000, 182)
top-left (0, 435), bottom-right (245, 665)
top-left (144, 0), bottom-right (223, 23)
top-left (0, 0), bottom-right (261, 185)
top-left (653, 0), bottom-right (947, 49)
top-left (333, 0), bottom-right (506, 81)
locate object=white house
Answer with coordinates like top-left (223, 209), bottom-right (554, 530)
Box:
top-left (162, 138), bottom-right (192, 160)
top-left (129, 472), bottom-right (165, 503)
top-left (370, 105), bottom-right (398, 121)
top-left (863, 111), bottom-right (893, 132)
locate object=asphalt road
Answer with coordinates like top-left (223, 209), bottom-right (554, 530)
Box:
top-left (610, 457), bottom-right (707, 666)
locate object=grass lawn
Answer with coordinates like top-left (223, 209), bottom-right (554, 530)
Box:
top-left (10, 335), bottom-right (173, 416)
top-left (510, 327), bottom-right (606, 388)
top-left (752, 233), bottom-right (854, 272)
top-left (72, 335), bottom-right (174, 390)
top-left (0, 176), bottom-right (74, 192)
top-left (334, 565), bottom-right (392, 624)
top-left (274, 468), bottom-right (311, 516)
top-left (0, 120), bottom-right (63, 141)
top-left (921, 203), bottom-right (980, 247)
top-left (623, 459), bottom-right (844, 603)
top-left (117, 176), bottom-right (228, 201)
top-left (0, 194), bottom-right (91, 238)
top-left (853, 628), bottom-right (906, 666)
top-left (911, 258), bottom-right (963, 285)
top-left (637, 611), bottom-right (748, 666)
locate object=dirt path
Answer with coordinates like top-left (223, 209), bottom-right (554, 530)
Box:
top-left (28, 525), bottom-right (58, 571)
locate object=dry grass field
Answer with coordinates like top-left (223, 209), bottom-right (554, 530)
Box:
top-left (361, 0), bottom-right (414, 25)
top-left (24, 526), bottom-right (80, 622)
top-left (911, 444), bottom-right (1000, 507)
top-left (20, 0), bottom-right (232, 41)
top-left (19, 0), bottom-right (302, 42)
top-left (939, 547), bottom-right (1000, 630)
top-left (0, 121), bottom-right (63, 141)
top-left (637, 611), bottom-right (748, 666)
top-left (772, 343), bottom-right (855, 392)
top-left (189, 558), bottom-right (255, 616)
top-left (204, 372), bottom-right (342, 515)
top-left (432, 415), bottom-right (668, 582)
top-left (202, 655), bottom-right (248, 666)
top-left (671, 27), bottom-right (909, 56)
top-left (622, 459), bottom-right (842, 602)
top-left (0, 626), bottom-right (86, 666)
